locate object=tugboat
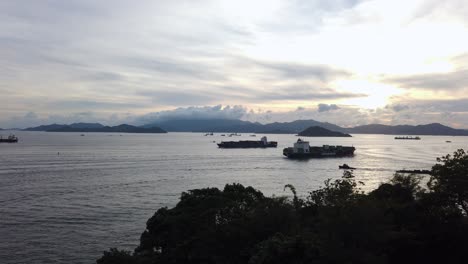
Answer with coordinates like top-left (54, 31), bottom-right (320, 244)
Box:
top-left (339, 164), bottom-right (356, 170)
top-left (217, 136), bottom-right (277, 148)
top-left (0, 134), bottom-right (19, 143)
top-left (283, 139), bottom-right (355, 159)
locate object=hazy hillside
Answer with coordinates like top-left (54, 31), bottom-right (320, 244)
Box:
top-left (146, 119), bottom-right (262, 132)
top-left (148, 119), bottom-right (344, 133)
top-left (347, 123), bottom-right (468, 135)
top-left (24, 123), bottom-right (104, 131)
top-left (22, 119), bottom-right (468, 136)
top-left (49, 124), bottom-right (166, 133)
top-left (298, 126), bottom-right (352, 137)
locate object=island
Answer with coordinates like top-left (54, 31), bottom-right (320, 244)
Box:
top-left (297, 126), bottom-right (352, 137)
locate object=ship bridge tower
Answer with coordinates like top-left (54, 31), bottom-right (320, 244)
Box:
top-left (293, 139), bottom-right (310, 153)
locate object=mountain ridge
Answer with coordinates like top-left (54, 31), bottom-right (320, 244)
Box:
top-left (21, 120), bottom-right (468, 136)
top-left (52, 124), bottom-right (166, 133)
top-left (346, 122), bottom-right (468, 135)
top-left (24, 123), bottom-right (104, 131)
top-left (298, 126), bottom-right (352, 137)
top-left (26, 124), bottom-right (166, 133)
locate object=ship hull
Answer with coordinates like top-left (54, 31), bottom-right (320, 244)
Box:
top-left (0, 139), bottom-right (18, 143)
top-left (218, 141), bottom-right (277, 148)
top-left (283, 146), bottom-right (355, 159)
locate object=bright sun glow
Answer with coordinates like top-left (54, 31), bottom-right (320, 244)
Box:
top-left (333, 79), bottom-right (403, 109)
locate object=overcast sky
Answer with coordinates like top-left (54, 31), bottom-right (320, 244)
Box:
top-left (2, 0), bottom-right (468, 128)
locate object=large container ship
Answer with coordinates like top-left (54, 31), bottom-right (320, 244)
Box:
top-left (283, 139), bottom-right (355, 158)
top-left (0, 134), bottom-right (18, 143)
top-left (217, 136), bottom-right (277, 148)
top-left (394, 136), bottom-right (421, 140)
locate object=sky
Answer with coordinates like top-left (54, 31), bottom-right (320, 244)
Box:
top-left (2, 0), bottom-right (468, 128)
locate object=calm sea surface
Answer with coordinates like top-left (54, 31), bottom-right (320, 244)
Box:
top-left (1, 131), bottom-right (468, 263)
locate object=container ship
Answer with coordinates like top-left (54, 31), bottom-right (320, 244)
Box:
top-left (0, 134), bottom-right (18, 143)
top-left (283, 139), bottom-right (355, 159)
top-left (394, 136), bottom-right (421, 140)
top-left (217, 136), bottom-right (277, 148)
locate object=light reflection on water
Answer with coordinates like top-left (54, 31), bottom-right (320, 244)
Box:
top-left (1, 131), bottom-right (467, 263)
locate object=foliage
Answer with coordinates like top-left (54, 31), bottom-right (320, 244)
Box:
top-left (98, 150), bottom-right (468, 264)
top-left (429, 149), bottom-right (468, 214)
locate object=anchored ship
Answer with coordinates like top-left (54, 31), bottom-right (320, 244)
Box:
top-left (217, 136), bottom-right (277, 148)
top-left (394, 136), bottom-right (421, 140)
top-left (283, 139), bottom-right (355, 159)
top-left (0, 134), bottom-right (18, 143)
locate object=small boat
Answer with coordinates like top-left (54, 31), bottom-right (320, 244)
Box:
top-left (339, 164), bottom-right (356, 170)
top-left (0, 134), bottom-right (18, 143)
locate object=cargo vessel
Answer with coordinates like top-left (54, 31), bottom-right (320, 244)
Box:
top-left (283, 139), bottom-right (355, 158)
top-left (217, 136), bottom-right (277, 148)
top-left (0, 134), bottom-right (18, 143)
top-left (394, 136), bottom-right (421, 140)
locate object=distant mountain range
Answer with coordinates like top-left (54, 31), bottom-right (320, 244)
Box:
top-left (298, 126), bottom-right (352, 137)
top-left (24, 123), bottom-right (166, 133)
top-left (145, 119), bottom-right (345, 133)
top-left (23, 123), bottom-right (104, 131)
top-left (21, 119), bottom-right (468, 136)
top-left (346, 123), bottom-right (468, 135)
top-left (149, 119), bottom-right (468, 135)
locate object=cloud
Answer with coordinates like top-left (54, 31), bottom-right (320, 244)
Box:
top-left (2, 0), bottom-right (468, 128)
top-left (49, 100), bottom-right (146, 110)
top-left (261, 88), bottom-right (366, 101)
top-left (5, 100), bottom-right (468, 129)
top-left (24, 111), bottom-right (38, 119)
top-left (317, 103), bottom-right (340, 112)
top-left (386, 104), bottom-right (410, 112)
top-left (135, 105), bottom-right (248, 124)
top-left (137, 90), bottom-right (219, 106)
top-left (384, 52), bottom-right (468, 93)
top-left (253, 59), bottom-right (351, 82)
top-left (386, 69), bottom-right (468, 91)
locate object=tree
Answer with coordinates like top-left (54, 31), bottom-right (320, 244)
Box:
top-left (429, 149), bottom-right (468, 214)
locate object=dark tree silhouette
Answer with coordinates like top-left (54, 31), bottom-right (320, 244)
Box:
top-left (430, 149), bottom-right (468, 214)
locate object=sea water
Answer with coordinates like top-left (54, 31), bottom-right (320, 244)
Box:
top-left (1, 131), bottom-right (467, 263)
